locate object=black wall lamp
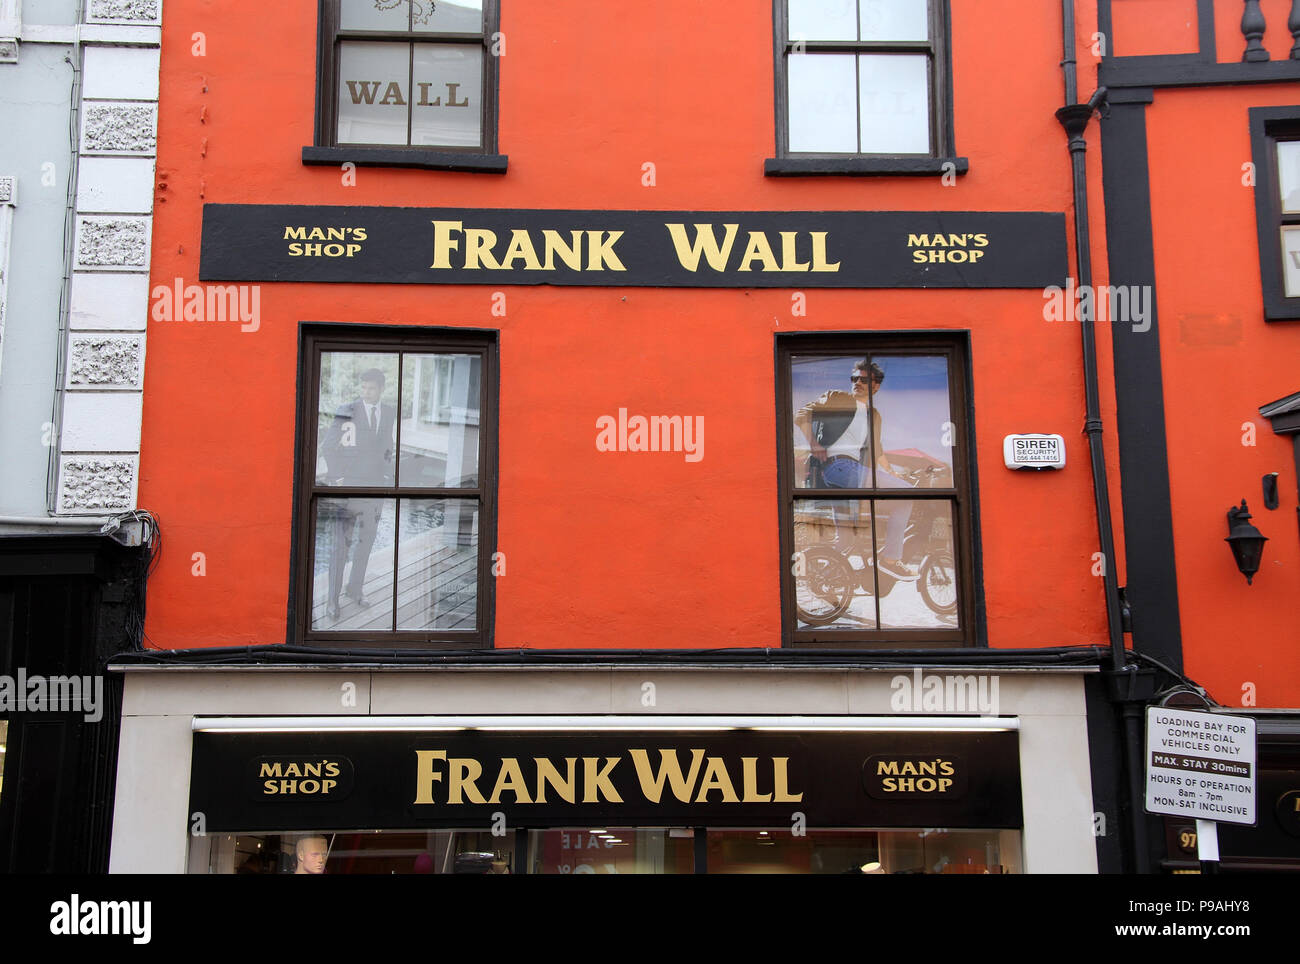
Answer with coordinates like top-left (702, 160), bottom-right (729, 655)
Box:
top-left (1225, 499), bottom-right (1268, 585)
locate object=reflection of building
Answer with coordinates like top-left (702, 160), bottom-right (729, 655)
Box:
top-left (99, 0), bottom-right (1296, 880)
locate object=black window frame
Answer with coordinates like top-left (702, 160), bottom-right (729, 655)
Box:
top-left (1249, 106), bottom-right (1300, 320)
top-left (765, 0), bottom-right (966, 177)
top-left (288, 323), bottom-right (499, 649)
top-left (303, 0), bottom-right (507, 173)
top-left (776, 331), bottom-right (981, 648)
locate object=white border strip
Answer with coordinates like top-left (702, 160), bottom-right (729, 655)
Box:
top-left (193, 715), bottom-right (1019, 733)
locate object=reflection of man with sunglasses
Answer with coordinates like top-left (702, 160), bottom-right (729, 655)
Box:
top-left (795, 360), bottom-right (917, 581)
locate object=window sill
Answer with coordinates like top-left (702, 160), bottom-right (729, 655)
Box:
top-left (302, 146), bottom-right (508, 173)
top-left (764, 156), bottom-right (969, 177)
top-left (1262, 299), bottom-right (1300, 321)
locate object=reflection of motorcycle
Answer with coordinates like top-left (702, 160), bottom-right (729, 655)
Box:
top-left (795, 463), bottom-right (957, 626)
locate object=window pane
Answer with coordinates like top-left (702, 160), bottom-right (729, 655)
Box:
top-left (858, 54), bottom-right (930, 153)
top-left (792, 354), bottom-right (953, 485)
top-left (871, 354), bottom-right (954, 490)
top-left (412, 0), bottom-right (484, 34)
top-left (396, 499), bottom-right (478, 630)
top-left (708, 829), bottom-right (1019, 874)
top-left (202, 830), bottom-right (513, 874)
top-left (399, 353), bottom-right (481, 488)
top-left (1279, 141), bottom-right (1300, 214)
top-left (788, 0), bottom-right (857, 41)
top-left (788, 53), bottom-right (858, 153)
top-left (317, 352), bottom-right (399, 488)
top-left (793, 497), bottom-right (955, 631)
top-left (312, 497), bottom-right (396, 631)
top-left (340, 0), bottom-right (412, 31)
top-left (860, 0), bottom-right (929, 41)
top-left (1281, 227), bottom-right (1300, 297)
top-left (337, 41), bottom-right (411, 145)
top-left (793, 499), bottom-right (877, 630)
top-left (877, 498), bottom-right (959, 629)
top-left (410, 44), bottom-right (483, 147)
top-left (529, 829), bottom-right (696, 874)
top-left (790, 354), bottom-right (874, 489)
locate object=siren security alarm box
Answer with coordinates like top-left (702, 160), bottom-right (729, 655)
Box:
top-left (1003, 434), bottom-right (1066, 470)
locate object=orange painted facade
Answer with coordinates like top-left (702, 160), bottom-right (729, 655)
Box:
top-left (138, 2), bottom-right (1162, 664)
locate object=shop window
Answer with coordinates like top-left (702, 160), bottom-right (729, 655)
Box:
top-left (200, 831), bottom-right (515, 874)
top-left (1249, 107), bottom-right (1300, 320)
top-left (778, 334), bottom-right (977, 646)
top-left (528, 829), bottom-right (696, 874)
top-left (766, 0), bottom-right (965, 176)
top-left (706, 828), bottom-right (1019, 874)
top-left (194, 827), bottom-right (1019, 873)
top-left (304, 0), bottom-right (506, 172)
top-left (291, 326), bottom-right (497, 647)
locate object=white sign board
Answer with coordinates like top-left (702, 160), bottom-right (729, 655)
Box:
top-left (1145, 707), bottom-right (1256, 826)
top-left (1002, 433), bottom-right (1065, 470)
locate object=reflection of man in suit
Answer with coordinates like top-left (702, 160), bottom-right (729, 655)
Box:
top-left (320, 368), bottom-right (396, 619)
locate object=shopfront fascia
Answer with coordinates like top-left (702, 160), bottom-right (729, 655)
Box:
top-left (108, 664), bottom-right (1101, 874)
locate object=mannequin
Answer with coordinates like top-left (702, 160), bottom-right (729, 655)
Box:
top-left (294, 835), bottom-right (330, 875)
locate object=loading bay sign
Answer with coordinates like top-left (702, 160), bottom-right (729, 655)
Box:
top-left (198, 205), bottom-right (1067, 288)
top-left (1145, 707), bottom-right (1257, 826)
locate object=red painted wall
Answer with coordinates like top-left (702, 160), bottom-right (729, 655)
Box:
top-left (1136, 82), bottom-right (1300, 707)
top-left (141, 1), bottom-right (1119, 651)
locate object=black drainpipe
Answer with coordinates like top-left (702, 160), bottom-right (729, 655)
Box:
top-left (1056, 0), bottom-right (1157, 873)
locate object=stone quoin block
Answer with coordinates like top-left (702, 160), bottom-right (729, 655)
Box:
top-left (68, 335), bottom-right (145, 388)
top-left (82, 103), bottom-right (158, 154)
top-left (57, 455), bottom-right (138, 513)
top-left (75, 216), bottom-right (149, 269)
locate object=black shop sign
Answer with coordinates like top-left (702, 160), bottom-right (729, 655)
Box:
top-left (189, 725), bottom-right (1022, 832)
top-left (198, 205), bottom-right (1067, 289)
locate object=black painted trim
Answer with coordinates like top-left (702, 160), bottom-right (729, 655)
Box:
top-left (764, 156), bottom-right (968, 176)
top-left (1083, 674), bottom-right (1124, 872)
top-left (0, 535), bottom-right (112, 577)
top-left (286, 322), bottom-right (311, 644)
top-left (1248, 106), bottom-right (1300, 320)
top-left (1098, 100), bottom-right (1184, 672)
top-left (111, 644), bottom-right (1108, 668)
top-left (1105, 87), bottom-right (1154, 106)
top-left (302, 146), bottom-right (508, 172)
top-left (1101, 59), bottom-right (1300, 90)
top-left (961, 328), bottom-right (987, 649)
top-left (1095, 0), bottom-right (1217, 79)
top-left (312, 0), bottom-right (330, 146)
top-left (1267, 411), bottom-right (1300, 434)
top-left (1196, 0), bottom-right (1216, 58)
